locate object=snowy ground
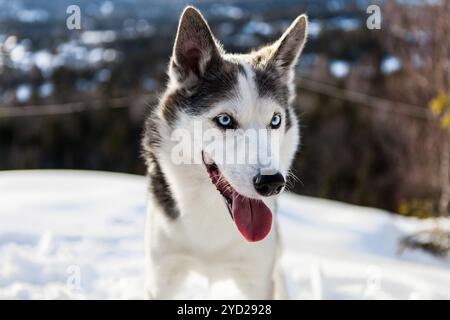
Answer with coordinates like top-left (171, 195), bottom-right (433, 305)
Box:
top-left (0, 170), bottom-right (449, 299)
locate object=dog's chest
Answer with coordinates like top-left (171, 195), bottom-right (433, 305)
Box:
top-left (175, 184), bottom-right (243, 250)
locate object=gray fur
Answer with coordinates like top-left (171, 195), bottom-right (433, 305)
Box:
top-left (142, 6), bottom-right (307, 219)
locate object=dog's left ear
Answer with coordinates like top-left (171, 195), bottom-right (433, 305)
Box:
top-left (270, 14), bottom-right (308, 71)
top-left (169, 6), bottom-right (222, 89)
top-left (257, 14), bottom-right (308, 78)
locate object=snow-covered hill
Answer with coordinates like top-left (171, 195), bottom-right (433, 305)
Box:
top-left (0, 170), bottom-right (449, 299)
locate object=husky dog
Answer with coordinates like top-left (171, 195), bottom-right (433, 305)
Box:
top-left (142, 6), bottom-right (307, 299)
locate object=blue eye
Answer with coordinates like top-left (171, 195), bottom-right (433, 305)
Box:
top-left (271, 114), bottom-right (281, 128)
top-left (215, 114), bottom-right (235, 129)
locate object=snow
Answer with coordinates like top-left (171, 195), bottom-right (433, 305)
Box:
top-left (15, 84), bottom-right (32, 103)
top-left (0, 170), bottom-right (449, 300)
top-left (381, 56), bottom-right (401, 74)
top-left (307, 20), bottom-right (322, 39)
top-left (330, 60), bottom-right (350, 78)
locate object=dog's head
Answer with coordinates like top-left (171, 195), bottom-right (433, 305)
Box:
top-left (149, 6), bottom-right (307, 242)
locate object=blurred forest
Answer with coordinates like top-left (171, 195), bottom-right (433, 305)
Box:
top-left (1, 0), bottom-right (450, 219)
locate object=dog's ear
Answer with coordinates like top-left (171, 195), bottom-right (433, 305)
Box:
top-left (169, 6), bottom-right (222, 89)
top-left (255, 14), bottom-right (308, 79)
top-left (270, 14), bottom-right (308, 71)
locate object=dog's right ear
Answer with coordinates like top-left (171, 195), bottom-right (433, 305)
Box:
top-left (169, 6), bottom-right (221, 89)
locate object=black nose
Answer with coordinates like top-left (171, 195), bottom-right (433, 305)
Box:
top-left (253, 172), bottom-right (285, 197)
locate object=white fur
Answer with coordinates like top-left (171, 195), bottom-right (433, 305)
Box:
top-left (145, 66), bottom-right (298, 299)
top-left (145, 8), bottom-right (305, 299)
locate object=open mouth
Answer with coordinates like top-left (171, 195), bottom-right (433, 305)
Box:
top-left (202, 152), bottom-right (273, 242)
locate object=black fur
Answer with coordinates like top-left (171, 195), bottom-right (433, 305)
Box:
top-left (161, 59), bottom-right (239, 127)
top-left (254, 68), bottom-right (289, 108)
top-left (237, 63), bottom-right (248, 78)
top-left (147, 153), bottom-right (180, 219)
top-left (253, 67), bottom-right (292, 131)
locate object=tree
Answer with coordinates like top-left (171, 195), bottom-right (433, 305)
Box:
top-left (384, 0), bottom-right (450, 217)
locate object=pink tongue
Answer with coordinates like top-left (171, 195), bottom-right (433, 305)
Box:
top-left (232, 192), bottom-right (272, 242)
